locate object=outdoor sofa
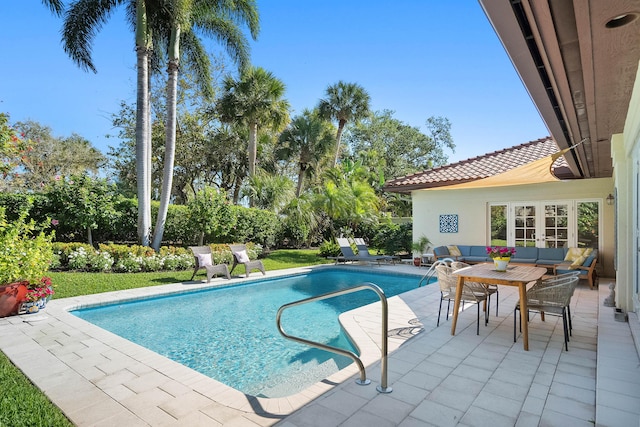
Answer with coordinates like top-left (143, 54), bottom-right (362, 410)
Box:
top-left (433, 245), bottom-right (598, 289)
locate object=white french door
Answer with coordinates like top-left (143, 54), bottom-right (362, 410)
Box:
top-left (511, 201), bottom-right (571, 248)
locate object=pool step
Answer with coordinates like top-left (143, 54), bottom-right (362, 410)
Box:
top-left (258, 359), bottom-right (342, 398)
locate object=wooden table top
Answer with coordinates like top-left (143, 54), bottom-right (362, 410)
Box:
top-left (452, 263), bottom-right (547, 284)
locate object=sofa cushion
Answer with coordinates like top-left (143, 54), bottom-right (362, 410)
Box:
top-left (434, 246), bottom-right (449, 257)
top-left (535, 247), bottom-right (566, 265)
top-left (583, 250), bottom-right (598, 267)
top-left (508, 246), bottom-right (536, 264)
top-left (556, 266), bottom-right (588, 277)
top-left (463, 256), bottom-right (490, 263)
top-left (469, 246), bottom-right (488, 257)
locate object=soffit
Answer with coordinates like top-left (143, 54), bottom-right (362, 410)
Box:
top-left (479, 0), bottom-right (640, 178)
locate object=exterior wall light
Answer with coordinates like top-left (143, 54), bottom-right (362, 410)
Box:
top-left (606, 193), bottom-right (615, 205)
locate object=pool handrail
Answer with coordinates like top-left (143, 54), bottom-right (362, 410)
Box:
top-left (276, 282), bottom-right (392, 393)
top-left (419, 258), bottom-right (455, 287)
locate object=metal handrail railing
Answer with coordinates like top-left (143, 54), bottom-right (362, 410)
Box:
top-left (276, 282), bottom-right (392, 393)
top-left (419, 258), bottom-right (455, 287)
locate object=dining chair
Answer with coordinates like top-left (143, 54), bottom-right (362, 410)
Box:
top-left (514, 274), bottom-right (579, 350)
top-left (451, 261), bottom-right (499, 316)
top-left (435, 264), bottom-right (489, 335)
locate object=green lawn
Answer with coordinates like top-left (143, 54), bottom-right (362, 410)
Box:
top-left (1, 248), bottom-right (331, 427)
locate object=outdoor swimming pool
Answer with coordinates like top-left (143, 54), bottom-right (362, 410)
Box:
top-left (72, 268), bottom-right (429, 397)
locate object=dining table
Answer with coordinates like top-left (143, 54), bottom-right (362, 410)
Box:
top-left (451, 262), bottom-right (548, 350)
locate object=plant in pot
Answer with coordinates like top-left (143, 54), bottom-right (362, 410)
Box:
top-left (0, 208), bottom-right (55, 317)
top-left (411, 236), bottom-right (432, 266)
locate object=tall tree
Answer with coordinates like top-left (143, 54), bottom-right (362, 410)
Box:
top-left (276, 109), bottom-right (335, 197)
top-left (346, 110), bottom-right (455, 181)
top-left (61, 0), bottom-right (154, 245)
top-left (11, 120), bottom-right (105, 191)
top-left (216, 66), bottom-right (290, 179)
top-left (151, 0), bottom-right (259, 250)
top-left (318, 81), bottom-right (371, 167)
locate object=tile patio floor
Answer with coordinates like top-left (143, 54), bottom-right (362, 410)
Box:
top-left (1, 264), bottom-right (639, 426)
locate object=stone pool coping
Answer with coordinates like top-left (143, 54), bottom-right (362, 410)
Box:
top-left (0, 264), bottom-right (426, 426)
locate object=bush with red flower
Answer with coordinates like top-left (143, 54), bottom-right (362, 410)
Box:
top-left (24, 277), bottom-right (55, 302)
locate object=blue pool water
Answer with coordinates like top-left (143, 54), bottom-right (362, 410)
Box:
top-left (73, 268), bottom-right (427, 397)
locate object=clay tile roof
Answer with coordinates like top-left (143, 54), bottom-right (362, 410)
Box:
top-left (384, 137), bottom-right (570, 192)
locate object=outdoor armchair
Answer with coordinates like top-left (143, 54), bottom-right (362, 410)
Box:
top-left (189, 246), bottom-right (231, 282)
top-left (228, 244), bottom-right (266, 278)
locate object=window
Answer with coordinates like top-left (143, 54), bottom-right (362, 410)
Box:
top-left (490, 204), bottom-right (507, 246)
top-left (577, 201), bottom-right (599, 248)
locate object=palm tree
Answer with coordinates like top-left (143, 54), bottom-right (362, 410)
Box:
top-left (61, 0), bottom-right (154, 245)
top-left (318, 81), bottom-right (371, 166)
top-left (243, 172), bottom-right (294, 212)
top-left (42, 0), bottom-right (64, 16)
top-left (217, 66), bottom-right (290, 178)
top-left (277, 109), bottom-right (335, 197)
top-left (150, 0), bottom-right (259, 250)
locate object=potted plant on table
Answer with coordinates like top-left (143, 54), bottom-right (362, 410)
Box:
top-left (412, 236), bottom-right (432, 266)
top-left (486, 246), bottom-right (516, 271)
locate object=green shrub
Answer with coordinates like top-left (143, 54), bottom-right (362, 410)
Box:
top-left (372, 221), bottom-right (412, 255)
top-left (0, 208), bottom-right (54, 284)
top-left (318, 239), bottom-right (340, 257)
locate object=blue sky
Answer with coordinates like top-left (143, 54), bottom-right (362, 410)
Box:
top-left (3, 1), bottom-right (548, 164)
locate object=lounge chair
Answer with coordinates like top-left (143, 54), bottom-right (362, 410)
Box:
top-left (329, 237), bottom-right (390, 265)
top-left (189, 246), bottom-right (231, 282)
top-left (353, 238), bottom-right (399, 264)
top-left (228, 244), bottom-right (266, 278)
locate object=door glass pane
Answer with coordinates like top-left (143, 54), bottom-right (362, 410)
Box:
top-left (577, 201), bottom-right (599, 248)
top-left (490, 205), bottom-right (507, 246)
top-left (543, 203), bottom-right (569, 248)
top-left (514, 204), bottom-right (536, 247)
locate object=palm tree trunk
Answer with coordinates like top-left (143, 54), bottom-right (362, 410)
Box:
top-left (152, 25), bottom-right (180, 251)
top-left (135, 0), bottom-right (151, 246)
top-left (333, 119), bottom-right (346, 166)
top-left (296, 164), bottom-right (306, 197)
top-left (248, 121), bottom-right (258, 176)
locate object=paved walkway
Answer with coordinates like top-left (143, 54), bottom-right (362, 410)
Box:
top-left (1, 264), bottom-right (639, 426)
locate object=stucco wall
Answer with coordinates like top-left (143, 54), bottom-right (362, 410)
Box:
top-left (411, 177), bottom-right (615, 277)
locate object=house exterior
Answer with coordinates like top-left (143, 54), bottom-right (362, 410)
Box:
top-left (385, 138), bottom-right (615, 279)
top-left (386, 1), bottom-right (640, 319)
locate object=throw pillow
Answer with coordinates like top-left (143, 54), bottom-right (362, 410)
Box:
top-left (447, 245), bottom-right (461, 257)
top-left (196, 253), bottom-right (212, 267)
top-left (569, 248), bottom-right (593, 270)
top-left (569, 255), bottom-right (586, 269)
top-left (564, 247), bottom-right (585, 262)
top-left (234, 250), bottom-right (250, 263)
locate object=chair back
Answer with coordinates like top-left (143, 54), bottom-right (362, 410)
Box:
top-left (228, 244), bottom-right (251, 263)
top-left (336, 237), bottom-right (357, 257)
top-left (451, 261), bottom-right (471, 270)
top-left (435, 264), bottom-right (457, 292)
top-left (526, 275), bottom-right (578, 309)
top-left (189, 246), bottom-right (212, 267)
top-left (353, 238), bottom-right (371, 256)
